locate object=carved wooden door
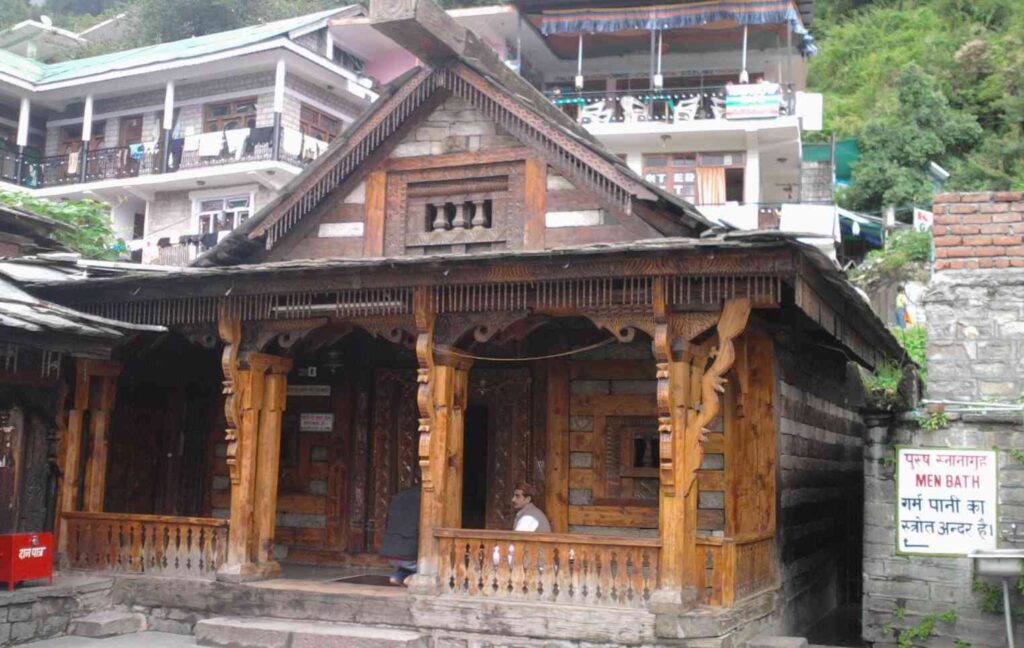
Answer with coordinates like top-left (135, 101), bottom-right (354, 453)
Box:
top-left (469, 369), bottom-right (532, 530)
top-left (368, 369), bottom-right (419, 552)
top-left (366, 368), bottom-right (533, 543)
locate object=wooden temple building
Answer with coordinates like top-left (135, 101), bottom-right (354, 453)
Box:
top-left (4, 1), bottom-right (902, 644)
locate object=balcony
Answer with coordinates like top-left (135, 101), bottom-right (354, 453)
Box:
top-left (548, 83), bottom-right (796, 127)
top-left (5, 127), bottom-right (329, 191)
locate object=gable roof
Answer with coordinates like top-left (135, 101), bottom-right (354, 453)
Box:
top-left (195, 59), bottom-right (719, 267)
top-left (0, 6), bottom-right (355, 86)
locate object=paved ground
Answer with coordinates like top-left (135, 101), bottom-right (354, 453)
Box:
top-left (21, 632), bottom-right (196, 647)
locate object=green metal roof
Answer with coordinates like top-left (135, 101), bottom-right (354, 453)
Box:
top-left (1, 7), bottom-right (349, 86)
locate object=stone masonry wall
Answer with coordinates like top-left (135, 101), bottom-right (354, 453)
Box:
top-left (0, 578), bottom-right (113, 645)
top-left (861, 190), bottom-right (1024, 648)
top-left (925, 269), bottom-right (1024, 402)
top-left (776, 340), bottom-right (865, 634)
top-left (862, 413), bottom-right (1024, 648)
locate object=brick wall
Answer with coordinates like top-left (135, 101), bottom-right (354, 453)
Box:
top-left (932, 191), bottom-right (1024, 271)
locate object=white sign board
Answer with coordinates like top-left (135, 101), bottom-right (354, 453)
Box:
top-left (913, 208), bottom-right (934, 232)
top-left (287, 384), bottom-right (331, 397)
top-left (896, 448), bottom-right (997, 555)
top-left (300, 413), bottom-right (334, 432)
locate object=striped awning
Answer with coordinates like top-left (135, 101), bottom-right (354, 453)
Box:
top-left (540, 0), bottom-right (817, 56)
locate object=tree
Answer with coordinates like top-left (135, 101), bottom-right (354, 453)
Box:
top-left (0, 192), bottom-right (119, 260)
top-left (841, 63), bottom-right (981, 213)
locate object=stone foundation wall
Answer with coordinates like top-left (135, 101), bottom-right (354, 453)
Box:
top-left (776, 340), bottom-right (865, 634)
top-left (0, 577), bottom-right (113, 645)
top-left (862, 413), bottom-right (1024, 648)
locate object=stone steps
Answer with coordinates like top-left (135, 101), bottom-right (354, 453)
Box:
top-left (194, 616), bottom-right (429, 648)
top-left (69, 610), bottom-right (147, 638)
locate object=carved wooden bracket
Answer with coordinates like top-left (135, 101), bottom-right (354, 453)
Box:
top-left (357, 314), bottom-right (416, 345)
top-left (681, 298), bottom-right (751, 496)
top-left (414, 288), bottom-right (437, 492)
top-left (586, 310), bottom-right (655, 343)
top-left (218, 304), bottom-right (243, 485)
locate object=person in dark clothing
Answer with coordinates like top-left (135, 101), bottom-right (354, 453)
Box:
top-left (380, 483), bottom-right (421, 585)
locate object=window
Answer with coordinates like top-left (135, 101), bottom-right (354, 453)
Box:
top-left (642, 152), bottom-right (744, 205)
top-left (203, 98), bottom-right (257, 133)
top-left (197, 195), bottom-right (251, 235)
top-left (332, 46), bottom-right (364, 73)
top-left (300, 104), bottom-right (342, 143)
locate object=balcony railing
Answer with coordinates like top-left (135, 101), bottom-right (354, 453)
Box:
top-left (7, 127), bottom-right (328, 190)
top-left (547, 84), bottom-right (795, 126)
top-left (695, 531), bottom-right (777, 606)
top-left (435, 528), bottom-right (661, 609)
top-left (63, 511), bottom-right (228, 579)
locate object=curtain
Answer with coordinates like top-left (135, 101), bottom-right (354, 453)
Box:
top-left (696, 166), bottom-right (726, 205)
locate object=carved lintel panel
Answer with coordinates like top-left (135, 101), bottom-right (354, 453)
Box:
top-left (585, 310), bottom-right (655, 343)
top-left (433, 311), bottom-right (529, 347)
top-left (218, 305), bottom-right (243, 485)
top-left (356, 314), bottom-right (416, 345)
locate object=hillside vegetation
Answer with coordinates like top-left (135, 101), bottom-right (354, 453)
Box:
top-left (810, 0), bottom-right (1024, 213)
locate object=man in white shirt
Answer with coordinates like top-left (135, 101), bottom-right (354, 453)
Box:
top-left (511, 482), bottom-right (551, 533)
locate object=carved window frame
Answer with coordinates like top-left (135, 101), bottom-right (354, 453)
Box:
top-left (383, 159), bottom-right (527, 256)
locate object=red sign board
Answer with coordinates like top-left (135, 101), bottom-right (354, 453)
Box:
top-left (0, 532), bottom-right (53, 590)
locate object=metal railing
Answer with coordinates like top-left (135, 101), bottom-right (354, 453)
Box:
top-left (3, 127), bottom-right (329, 190)
top-left (547, 84), bottom-right (795, 125)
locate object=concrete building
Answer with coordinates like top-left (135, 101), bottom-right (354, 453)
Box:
top-left (0, 7), bottom-right (379, 264)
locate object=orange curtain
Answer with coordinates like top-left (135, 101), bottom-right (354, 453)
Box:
top-left (696, 166), bottom-right (726, 205)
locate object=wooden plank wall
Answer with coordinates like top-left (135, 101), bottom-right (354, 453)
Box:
top-left (562, 341), bottom-right (659, 535)
top-left (775, 334), bottom-right (865, 630)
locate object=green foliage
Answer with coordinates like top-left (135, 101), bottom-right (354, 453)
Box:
top-left (892, 325), bottom-right (927, 386)
top-left (954, 641), bottom-right (971, 648)
top-left (973, 579), bottom-right (1003, 614)
top-left (812, 0), bottom-right (1024, 213)
top-left (849, 229), bottom-right (932, 286)
top-left (864, 358), bottom-right (904, 408)
top-left (0, 192), bottom-right (118, 260)
top-left (1010, 447), bottom-right (1024, 464)
top-left (918, 410), bottom-right (948, 431)
top-left (884, 608), bottom-right (956, 648)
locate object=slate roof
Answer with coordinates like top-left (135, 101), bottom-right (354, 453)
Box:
top-left (0, 7), bottom-right (354, 86)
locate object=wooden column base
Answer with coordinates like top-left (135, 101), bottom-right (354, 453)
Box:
top-left (649, 586), bottom-right (697, 614)
top-left (405, 573), bottom-right (438, 595)
top-left (215, 560), bottom-right (279, 583)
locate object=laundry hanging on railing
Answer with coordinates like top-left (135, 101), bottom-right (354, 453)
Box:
top-left (540, 0), bottom-right (817, 57)
top-left (197, 131), bottom-right (225, 157)
top-left (224, 128), bottom-right (251, 160)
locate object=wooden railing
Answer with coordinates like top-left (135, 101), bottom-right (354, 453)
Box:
top-left (695, 531), bottom-right (777, 606)
top-left (64, 511), bottom-right (228, 579)
top-left (435, 529), bottom-right (660, 608)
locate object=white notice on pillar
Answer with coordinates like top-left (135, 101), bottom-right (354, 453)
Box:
top-left (896, 447), bottom-right (997, 556)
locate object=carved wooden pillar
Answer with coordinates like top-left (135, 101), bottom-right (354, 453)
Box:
top-left (409, 288), bottom-right (473, 593)
top-left (58, 359), bottom-right (121, 555)
top-left (216, 306), bottom-right (260, 581)
top-left (652, 279), bottom-right (750, 611)
top-left (251, 353), bottom-right (293, 574)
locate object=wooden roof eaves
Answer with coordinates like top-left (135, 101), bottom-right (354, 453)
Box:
top-left (792, 252), bottom-right (904, 370)
top-left (35, 236), bottom-right (803, 304)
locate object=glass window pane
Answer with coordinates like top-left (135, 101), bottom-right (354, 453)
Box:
top-left (226, 197), bottom-right (249, 208)
top-left (200, 199), bottom-right (223, 212)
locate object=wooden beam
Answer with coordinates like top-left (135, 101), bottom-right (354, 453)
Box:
top-left (363, 170), bottom-right (386, 257)
top-left (82, 369), bottom-right (119, 512)
top-left (544, 359), bottom-right (569, 533)
top-left (251, 353), bottom-right (293, 573)
top-left (523, 158), bottom-right (546, 249)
